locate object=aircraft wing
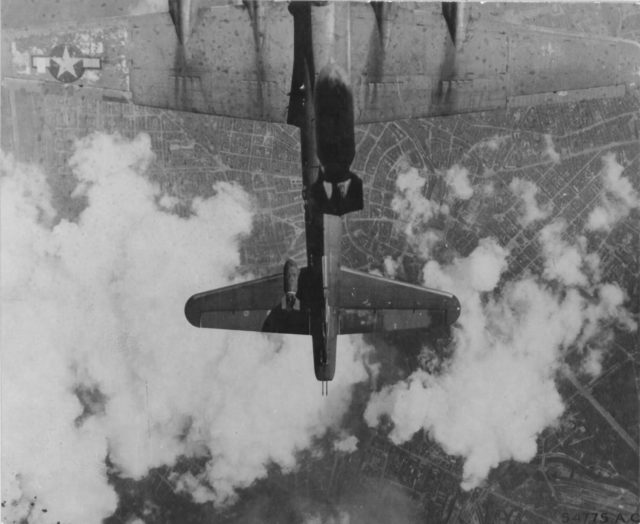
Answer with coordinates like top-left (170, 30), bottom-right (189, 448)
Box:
top-left (342, 2), bottom-right (640, 122)
top-left (185, 273), bottom-right (309, 335)
top-left (2, 1), bottom-right (294, 122)
top-left (126, 2), bottom-right (293, 121)
top-left (3, 2), bottom-right (638, 124)
top-left (336, 268), bottom-right (460, 334)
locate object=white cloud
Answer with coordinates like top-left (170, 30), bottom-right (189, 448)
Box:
top-left (334, 435), bottom-right (358, 453)
top-left (481, 135), bottom-right (509, 151)
top-left (509, 178), bottom-right (552, 226)
top-left (587, 206), bottom-right (614, 231)
top-left (582, 347), bottom-right (605, 377)
top-left (444, 164), bottom-right (473, 200)
top-left (1, 133), bottom-right (370, 523)
top-left (365, 196), bottom-right (635, 490)
top-left (422, 238), bottom-right (508, 296)
top-left (383, 256), bottom-right (400, 278)
top-left (539, 220), bottom-right (593, 287)
top-left (366, 264), bottom-right (634, 489)
top-left (544, 134), bottom-right (561, 163)
top-left (587, 153), bottom-right (639, 232)
top-left (391, 167), bottom-right (446, 259)
top-left (391, 164), bottom-right (474, 258)
top-left (392, 168), bottom-right (439, 227)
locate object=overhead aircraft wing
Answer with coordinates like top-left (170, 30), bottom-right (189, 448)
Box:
top-left (1, 1), bottom-right (293, 122)
top-left (336, 267), bottom-right (460, 334)
top-left (127, 1), bottom-right (293, 121)
top-left (340, 2), bottom-right (640, 123)
top-left (185, 273), bottom-right (309, 335)
top-left (3, 2), bottom-right (638, 123)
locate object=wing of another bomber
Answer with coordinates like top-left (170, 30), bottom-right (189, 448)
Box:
top-left (339, 2), bottom-right (640, 122)
top-left (185, 274), bottom-right (309, 335)
top-left (336, 268), bottom-right (460, 334)
top-left (4, 2), bottom-right (638, 124)
top-left (128, 1), bottom-right (293, 121)
top-left (1, 0), bottom-right (293, 122)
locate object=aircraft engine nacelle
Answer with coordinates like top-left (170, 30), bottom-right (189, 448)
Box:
top-left (283, 259), bottom-right (300, 311)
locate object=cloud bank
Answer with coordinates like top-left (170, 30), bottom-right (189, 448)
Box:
top-left (365, 162), bottom-right (636, 490)
top-left (539, 219), bottom-right (600, 287)
top-left (1, 133), bottom-right (369, 523)
top-left (391, 163), bottom-right (472, 258)
top-left (444, 164), bottom-right (473, 201)
top-left (586, 153), bottom-right (639, 232)
top-left (509, 177), bottom-right (552, 226)
top-left (391, 167), bottom-right (447, 258)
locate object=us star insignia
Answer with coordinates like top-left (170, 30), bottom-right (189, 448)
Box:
top-left (31, 44), bottom-right (101, 83)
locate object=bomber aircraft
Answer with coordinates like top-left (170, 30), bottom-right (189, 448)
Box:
top-left (3, 1), bottom-right (639, 392)
top-left (184, 2), bottom-right (466, 393)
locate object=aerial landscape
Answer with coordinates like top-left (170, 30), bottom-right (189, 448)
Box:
top-left (1, 2), bottom-right (639, 523)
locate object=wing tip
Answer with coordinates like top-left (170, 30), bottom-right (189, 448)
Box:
top-left (447, 294), bottom-right (461, 325)
top-left (184, 295), bottom-right (201, 327)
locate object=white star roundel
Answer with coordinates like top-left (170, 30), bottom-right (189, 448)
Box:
top-left (48, 45), bottom-right (85, 83)
top-left (31, 45), bottom-right (101, 82)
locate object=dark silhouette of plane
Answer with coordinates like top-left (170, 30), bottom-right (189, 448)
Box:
top-left (185, 2), bottom-right (461, 393)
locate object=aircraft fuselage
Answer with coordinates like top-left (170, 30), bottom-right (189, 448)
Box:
top-left (184, 2), bottom-right (461, 392)
top-left (291, 3), bottom-right (359, 383)
top-left (299, 68), bottom-right (348, 383)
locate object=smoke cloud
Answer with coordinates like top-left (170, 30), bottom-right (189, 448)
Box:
top-left (544, 134), bottom-right (561, 163)
top-left (1, 133), bottom-right (370, 523)
top-left (365, 162), bottom-right (636, 490)
top-left (538, 219), bottom-right (598, 287)
top-left (391, 167), bottom-right (446, 259)
top-left (391, 163), bottom-right (473, 259)
top-left (509, 177), bottom-right (552, 226)
top-left (444, 164), bottom-right (473, 200)
top-left (586, 153), bottom-right (639, 232)
top-left (391, 168), bottom-right (445, 224)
